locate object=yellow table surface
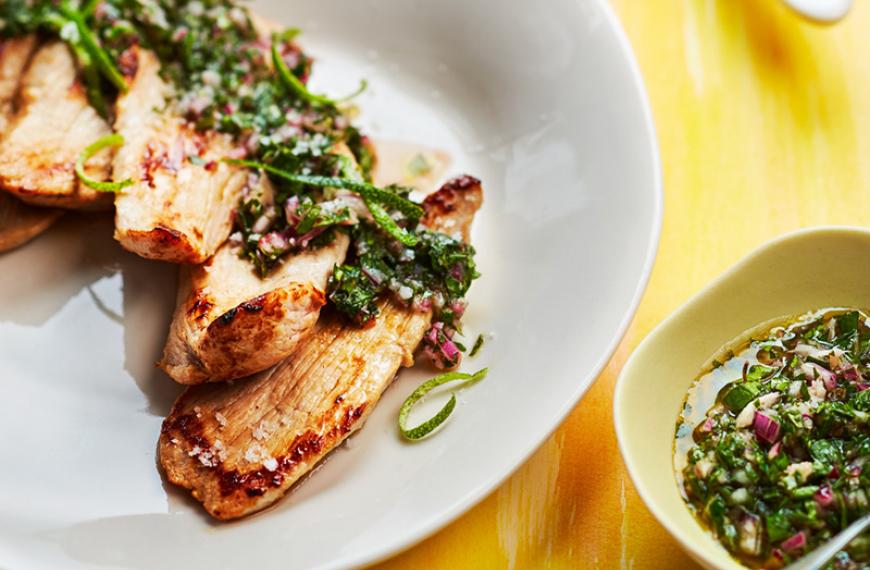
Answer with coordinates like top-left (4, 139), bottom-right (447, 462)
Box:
top-left (377, 0), bottom-right (870, 567)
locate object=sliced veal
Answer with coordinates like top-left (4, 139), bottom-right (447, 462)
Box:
top-left (0, 41), bottom-right (114, 210)
top-left (0, 35), bottom-right (37, 134)
top-left (113, 48), bottom-right (246, 264)
top-left (160, 144), bottom-right (364, 384)
top-left (159, 175), bottom-right (482, 520)
top-left (0, 193), bottom-right (63, 252)
top-left (160, 175), bottom-right (350, 384)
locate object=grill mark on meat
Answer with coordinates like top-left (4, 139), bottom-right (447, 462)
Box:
top-left (0, 41), bottom-right (113, 210)
top-left (165, 402), bottom-right (366, 500)
top-left (187, 290), bottom-right (215, 321)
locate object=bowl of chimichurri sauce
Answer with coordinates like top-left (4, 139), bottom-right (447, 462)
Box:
top-left (676, 308), bottom-right (870, 569)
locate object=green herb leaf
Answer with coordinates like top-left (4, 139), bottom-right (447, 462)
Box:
top-left (721, 381), bottom-right (760, 412)
top-left (766, 512), bottom-right (793, 543)
top-left (808, 439), bottom-right (844, 466)
top-left (398, 368), bottom-right (488, 441)
top-left (363, 198), bottom-right (417, 246)
top-left (745, 365), bottom-right (776, 382)
top-left (75, 134), bottom-right (133, 193)
top-left (834, 311), bottom-right (860, 349)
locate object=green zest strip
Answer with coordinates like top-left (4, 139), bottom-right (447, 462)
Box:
top-left (335, 79), bottom-right (368, 103)
top-left (398, 368), bottom-right (489, 441)
top-left (271, 40), bottom-right (366, 107)
top-left (75, 134), bottom-right (133, 193)
top-left (469, 334), bottom-right (485, 357)
top-left (364, 199), bottom-right (416, 246)
top-left (58, 3), bottom-right (128, 94)
top-left (225, 159), bottom-right (423, 246)
top-left (271, 40), bottom-right (332, 107)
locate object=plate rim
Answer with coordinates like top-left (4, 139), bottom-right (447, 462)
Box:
top-left (330, 0), bottom-right (664, 566)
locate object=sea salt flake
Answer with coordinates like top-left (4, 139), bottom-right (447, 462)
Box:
top-left (197, 451), bottom-right (216, 467)
top-left (252, 420), bottom-right (274, 441)
top-left (245, 443), bottom-right (267, 464)
top-left (215, 412), bottom-right (228, 428)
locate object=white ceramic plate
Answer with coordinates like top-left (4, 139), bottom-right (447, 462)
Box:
top-left (0, 1), bottom-right (661, 568)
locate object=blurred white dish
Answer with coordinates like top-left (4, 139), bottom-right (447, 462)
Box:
top-left (783, 0), bottom-right (852, 23)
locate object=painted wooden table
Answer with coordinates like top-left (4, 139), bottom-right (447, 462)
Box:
top-left (376, 0), bottom-right (870, 567)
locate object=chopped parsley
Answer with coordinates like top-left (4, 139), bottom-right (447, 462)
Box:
top-left (328, 221), bottom-right (479, 327)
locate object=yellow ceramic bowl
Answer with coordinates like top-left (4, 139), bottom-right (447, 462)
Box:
top-left (614, 226), bottom-right (870, 569)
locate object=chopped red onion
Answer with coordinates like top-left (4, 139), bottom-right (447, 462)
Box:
top-left (426, 322), bottom-right (444, 342)
top-left (767, 441), bottom-right (781, 459)
top-left (780, 531), bottom-right (806, 552)
top-left (772, 548), bottom-right (784, 560)
top-left (700, 417), bottom-right (714, 433)
top-left (360, 266), bottom-right (384, 286)
top-left (805, 363), bottom-right (837, 390)
top-left (441, 339), bottom-right (460, 361)
top-left (421, 322), bottom-right (461, 369)
top-left (841, 365), bottom-right (859, 382)
top-left (814, 484), bottom-right (834, 508)
top-left (753, 412), bottom-right (781, 445)
top-left (252, 206), bottom-right (277, 234)
top-left (284, 196), bottom-right (301, 226)
top-left (297, 227), bottom-right (327, 248)
top-left (448, 300), bottom-right (466, 319)
top-left (258, 231), bottom-right (290, 254)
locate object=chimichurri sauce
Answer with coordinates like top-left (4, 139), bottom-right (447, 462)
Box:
top-left (676, 309), bottom-right (870, 569)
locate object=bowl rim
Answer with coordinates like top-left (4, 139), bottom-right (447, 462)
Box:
top-left (613, 224), bottom-right (870, 569)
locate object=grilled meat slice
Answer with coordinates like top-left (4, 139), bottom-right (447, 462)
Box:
top-left (160, 144), bottom-right (362, 384)
top-left (113, 48), bottom-right (246, 264)
top-left (159, 175), bottom-right (482, 519)
top-left (0, 41), bottom-right (114, 210)
top-left (0, 192), bottom-right (63, 252)
top-left (160, 215), bottom-right (350, 384)
top-left (0, 35), bottom-right (37, 134)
